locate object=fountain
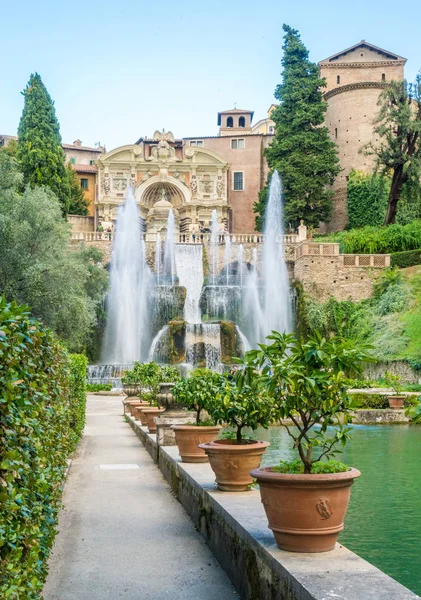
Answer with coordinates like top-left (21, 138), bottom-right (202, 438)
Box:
top-left (89, 171), bottom-right (292, 386)
top-left (101, 188), bottom-right (154, 365)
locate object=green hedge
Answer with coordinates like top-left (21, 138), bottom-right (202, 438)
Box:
top-left (349, 393), bottom-right (389, 409)
top-left (390, 249), bottom-right (421, 269)
top-left (69, 354), bottom-right (88, 439)
top-left (347, 170), bottom-right (388, 229)
top-left (0, 298), bottom-right (86, 598)
top-left (86, 383), bottom-right (112, 392)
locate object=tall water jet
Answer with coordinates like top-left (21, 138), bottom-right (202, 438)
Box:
top-left (210, 209), bottom-right (219, 285)
top-left (260, 171), bottom-right (291, 339)
top-left (163, 209), bottom-right (176, 285)
top-left (155, 232), bottom-right (161, 286)
top-left (223, 235), bottom-right (232, 286)
top-left (237, 244), bottom-right (245, 287)
top-left (102, 188), bottom-right (154, 364)
top-left (174, 244), bottom-right (203, 323)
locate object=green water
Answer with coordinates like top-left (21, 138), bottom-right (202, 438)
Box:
top-left (254, 424), bottom-right (421, 596)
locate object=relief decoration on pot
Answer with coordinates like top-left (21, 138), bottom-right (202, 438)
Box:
top-left (316, 498), bottom-right (333, 520)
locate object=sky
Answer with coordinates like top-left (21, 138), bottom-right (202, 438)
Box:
top-left (1, 0), bottom-right (421, 150)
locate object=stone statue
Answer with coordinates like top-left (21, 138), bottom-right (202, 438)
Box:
top-left (147, 139), bottom-right (181, 163)
top-left (190, 176), bottom-right (198, 197)
top-left (104, 174), bottom-right (110, 195)
top-left (217, 177), bottom-right (224, 198)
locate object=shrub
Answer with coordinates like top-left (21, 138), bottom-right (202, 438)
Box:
top-left (349, 393), bottom-right (389, 409)
top-left (390, 249), bottom-right (421, 268)
top-left (69, 354), bottom-right (88, 439)
top-left (173, 368), bottom-right (222, 424)
top-left (86, 383), bottom-right (113, 392)
top-left (0, 298), bottom-right (85, 598)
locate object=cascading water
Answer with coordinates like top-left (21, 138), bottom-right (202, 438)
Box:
top-left (210, 209), bottom-right (219, 285)
top-left (174, 244), bottom-right (203, 323)
top-left (155, 232), bottom-right (161, 285)
top-left (243, 171), bottom-right (291, 346)
top-left (223, 235), bottom-right (232, 286)
top-left (101, 188), bottom-right (154, 364)
top-left (163, 209), bottom-right (176, 285)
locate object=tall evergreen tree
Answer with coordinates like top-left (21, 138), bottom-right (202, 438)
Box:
top-left (255, 25), bottom-right (340, 230)
top-left (16, 73), bottom-right (70, 213)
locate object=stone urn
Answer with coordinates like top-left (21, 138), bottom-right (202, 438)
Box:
top-left (123, 383), bottom-right (141, 397)
top-left (156, 382), bottom-right (184, 416)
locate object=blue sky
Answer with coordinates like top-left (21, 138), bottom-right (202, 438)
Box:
top-left (1, 0), bottom-right (420, 149)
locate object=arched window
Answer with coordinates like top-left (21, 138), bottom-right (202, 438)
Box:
top-left (238, 116), bottom-right (246, 128)
top-left (382, 73), bottom-right (386, 81)
top-left (337, 75), bottom-right (341, 84)
top-left (226, 116), bottom-right (233, 128)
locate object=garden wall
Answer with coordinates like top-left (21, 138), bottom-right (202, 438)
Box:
top-left (364, 361), bottom-right (420, 384)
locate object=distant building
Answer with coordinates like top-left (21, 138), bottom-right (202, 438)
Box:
top-left (62, 140), bottom-right (105, 216)
top-left (94, 108), bottom-right (274, 235)
top-left (319, 40), bottom-right (406, 231)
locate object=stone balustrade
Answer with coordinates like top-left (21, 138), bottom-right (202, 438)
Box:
top-left (340, 254), bottom-right (391, 268)
top-left (71, 231), bottom-right (300, 245)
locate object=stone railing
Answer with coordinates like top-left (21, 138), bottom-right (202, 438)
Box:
top-left (340, 254), bottom-right (391, 268)
top-left (296, 242), bottom-right (340, 258)
top-left (71, 231), bottom-right (300, 245)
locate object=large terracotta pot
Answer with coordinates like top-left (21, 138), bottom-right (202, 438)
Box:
top-left (388, 395), bottom-right (405, 409)
top-left (142, 408), bottom-right (165, 433)
top-left (136, 406), bottom-right (153, 426)
top-left (198, 439), bottom-right (270, 491)
top-left (250, 467), bottom-right (361, 552)
top-left (173, 425), bottom-right (221, 463)
top-left (127, 401), bottom-right (145, 416)
top-left (133, 403), bottom-right (152, 420)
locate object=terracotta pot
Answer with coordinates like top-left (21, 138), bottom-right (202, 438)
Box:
top-left (127, 401), bottom-right (147, 417)
top-left (173, 425), bottom-right (221, 463)
top-left (142, 408), bottom-right (165, 433)
top-left (388, 395), bottom-right (405, 409)
top-left (250, 466), bottom-right (361, 552)
top-left (133, 403), bottom-right (152, 420)
top-left (198, 439), bottom-right (270, 491)
top-left (136, 406), bottom-right (153, 426)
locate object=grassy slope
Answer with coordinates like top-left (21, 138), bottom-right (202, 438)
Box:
top-left (401, 267), bottom-right (421, 362)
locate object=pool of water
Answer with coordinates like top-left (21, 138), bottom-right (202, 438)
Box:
top-left (247, 424), bottom-right (421, 596)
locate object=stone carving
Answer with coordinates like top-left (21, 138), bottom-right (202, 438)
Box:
top-left (153, 129), bottom-right (175, 143)
top-left (316, 498), bottom-right (333, 520)
top-left (113, 177), bottom-right (128, 191)
top-left (216, 177), bottom-right (224, 197)
top-left (140, 170), bottom-right (154, 183)
top-left (103, 174), bottom-right (110, 195)
top-left (147, 139), bottom-right (181, 164)
top-left (190, 175), bottom-right (198, 197)
top-left (200, 179), bottom-right (213, 194)
top-left (185, 147), bottom-right (195, 158)
top-left (173, 171), bottom-right (187, 186)
top-left (130, 175), bottom-right (136, 191)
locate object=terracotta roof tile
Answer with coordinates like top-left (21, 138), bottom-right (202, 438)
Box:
top-left (71, 164), bottom-right (98, 173)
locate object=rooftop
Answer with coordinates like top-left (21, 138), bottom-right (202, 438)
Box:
top-left (319, 40), bottom-right (407, 63)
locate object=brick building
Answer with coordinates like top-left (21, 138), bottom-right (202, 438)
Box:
top-left (319, 40), bottom-right (406, 231)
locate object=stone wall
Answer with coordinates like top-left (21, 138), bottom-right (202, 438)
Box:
top-left (364, 361), bottom-right (420, 384)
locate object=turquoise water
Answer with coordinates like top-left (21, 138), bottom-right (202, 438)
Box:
top-left (252, 424), bottom-right (421, 596)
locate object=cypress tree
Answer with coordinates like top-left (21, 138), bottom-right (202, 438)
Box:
top-left (255, 25), bottom-right (340, 230)
top-left (16, 73), bottom-right (70, 213)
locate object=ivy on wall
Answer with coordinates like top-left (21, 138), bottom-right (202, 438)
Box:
top-left (0, 298), bottom-right (87, 598)
top-left (347, 169), bottom-right (388, 229)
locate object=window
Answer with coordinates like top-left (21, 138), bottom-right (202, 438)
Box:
top-left (268, 126), bottom-right (274, 134)
top-left (233, 172), bottom-right (244, 191)
top-left (382, 73), bottom-right (386, 81)
top-left (231, 139), bottom-right (245, 149)
top-left (238, 116), bottom-right (246, 127)
top-left (90, 159), bottom-right (95, 165)
top-left (226, 116), bottom-right (234, 128)
top-left (335, 128), bottom-right (338, 139)
top-left (337, 75), bottom-right (341, 84)
top-left (80, 178), bottom-right (89, 190)
top-left (70, 157), bottom-right (76, 165)
top-left (190, 140), bottom-right (204, 147)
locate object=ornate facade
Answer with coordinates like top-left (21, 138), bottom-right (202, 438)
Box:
top-left (97, 130), bottom-right (230, 239)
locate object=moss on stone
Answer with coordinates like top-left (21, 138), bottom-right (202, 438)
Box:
top-left (168, 320), bottom-right (186, 364)
top-left (220, 320), bottom-right (238, 364)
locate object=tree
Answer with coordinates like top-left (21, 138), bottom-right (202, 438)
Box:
top-left (0, 138), bottom-right (17, 158)
top-left (16, 73), bottom-right (70, 213)
top-left (255, 25), bottom-right (340, 230)
top-left (0, 154), bottom-right (108, 351)
top-left (364, 75), bottom-right (421, 225)
top-left (66, 163), bottom-right (90, 215)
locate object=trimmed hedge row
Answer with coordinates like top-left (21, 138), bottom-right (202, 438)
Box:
top-left (0, 298), bottom-right (87, 598)
top-left (390, 249), bottom-right (421, 269)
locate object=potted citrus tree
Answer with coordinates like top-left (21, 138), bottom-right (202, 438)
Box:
top-left (384, 371), bottom-right (406, 409)
top-left (198, 371), bottom-right (275, 491)
top-left (172, 368), bottom-right (222, 463)
top-left (244, 331), bottom-right (372, 552)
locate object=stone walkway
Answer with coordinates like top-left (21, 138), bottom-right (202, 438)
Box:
top-left (43, 395), bottom-right (238, 600)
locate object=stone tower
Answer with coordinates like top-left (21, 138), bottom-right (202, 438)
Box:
top-left (319, 41), bottom-right (406, 231)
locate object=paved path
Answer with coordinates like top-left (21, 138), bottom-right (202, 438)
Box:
top-left (43, 395), bottom-right (237, 600)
